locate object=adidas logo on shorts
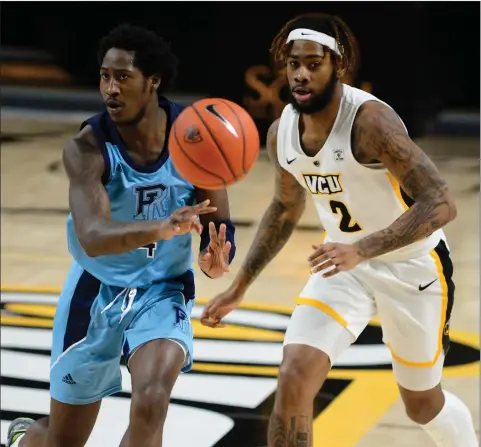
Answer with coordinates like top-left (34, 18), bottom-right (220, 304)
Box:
top-left (62, 374), bottom-right (76, 385)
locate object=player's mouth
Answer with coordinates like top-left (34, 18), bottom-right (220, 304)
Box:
top-left (292, 87), bottom-right (312, 102)
top-left (106, 99), bottom-right (124, 114)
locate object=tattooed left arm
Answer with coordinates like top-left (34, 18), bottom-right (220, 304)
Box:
top-left (352, 101), bottom-right (457, 260)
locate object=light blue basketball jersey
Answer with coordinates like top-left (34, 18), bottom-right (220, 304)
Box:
top-left (66, 97), bottom-right (196, 288)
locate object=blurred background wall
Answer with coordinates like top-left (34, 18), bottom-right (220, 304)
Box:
top-left (1, 1), bottom-right (479, 142)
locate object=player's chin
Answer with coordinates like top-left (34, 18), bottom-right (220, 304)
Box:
top-left (106, 107), bottom-right (128, 122)
top-left (293, 97), bottom-right (322, 114)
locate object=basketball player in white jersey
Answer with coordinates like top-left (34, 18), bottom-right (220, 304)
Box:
top-left (201, 13), bottom-right (478, 447)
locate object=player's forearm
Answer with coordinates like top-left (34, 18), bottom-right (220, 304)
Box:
top-left (79, 219), bottom-right (166, 257)
top-left (232, 199), bottom-right (304, 294)
top-left (354, 199), bottom-right (457, 260)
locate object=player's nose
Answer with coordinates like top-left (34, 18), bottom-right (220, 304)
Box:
top-left (294, 67), bottom-right (311, 83)
top-left (104, 79), bottom-right (121, 96)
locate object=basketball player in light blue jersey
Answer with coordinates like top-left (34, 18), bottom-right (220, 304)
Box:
top-left (7, 24), bottom-right (236, 447)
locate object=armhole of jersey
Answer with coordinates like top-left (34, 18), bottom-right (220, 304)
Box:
top-left (349, 98), bottom-right (401, 170)
top-left (80, 115), bottom-right (112, 185)
top-left (276, 106), bottom-right (290, 170)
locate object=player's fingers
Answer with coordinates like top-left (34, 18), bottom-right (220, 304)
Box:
top-left (218, 224), bottom-right (226, 245)
top-left (201, 315), bottom-right (224, 328)
top-left (323, 243), bottom-right (336, 251)
top-left (223, 241), bottom-right (232, 255)
top-left (208, 221), bottom-right (218, 242)
top-left (307, 246), bottom-right (327, 262)
top-left (308, 252), bottom-right (331, 268)
top-left (195, 199), bottom-right (211, 209)
top-left (311, 259), bottom-right (334, 273)
top-left (200, 303), bottom-right (215, 320)
top-left (322, 266), bottom-right (341, 278)
top-left (193, 222), bottom-right (203, 235)
top-left (195, 206), bottom-right (218, 215)
top-left (200, 317), bottom-right (216, 327)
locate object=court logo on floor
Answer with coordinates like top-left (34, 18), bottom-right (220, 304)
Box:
top-left (1, 288), bottom-right (479, 447)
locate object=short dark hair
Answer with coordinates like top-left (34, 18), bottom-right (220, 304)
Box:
top-left (271, 13), bottom-right (359, 81)
top-left (97, 23), bottom-right (178, 93)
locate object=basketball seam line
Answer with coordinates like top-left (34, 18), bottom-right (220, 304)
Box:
top-left (172, 121), bottom-right (227, 186)
top-left (190, 103), bottom-right (237, 180)
top-left (218, 98), bottom-right (247, 174)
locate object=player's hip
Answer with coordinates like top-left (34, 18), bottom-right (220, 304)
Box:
top-left (55, 262), bottom-right (195, 336)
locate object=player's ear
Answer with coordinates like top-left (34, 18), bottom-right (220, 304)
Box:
top-left (150, 76), bottom-right (161, 93)
top-left (333, 53), bottom-right (347, 80)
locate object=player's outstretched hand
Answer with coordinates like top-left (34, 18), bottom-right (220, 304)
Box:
top-left (308, 242), bottom-right (366, 278)
top-left (161, 200), bottom-right (217, 239)
top-left (200, 287), bottom-right (243, 328)
top-left (198, 222), bottom-right (231, 279)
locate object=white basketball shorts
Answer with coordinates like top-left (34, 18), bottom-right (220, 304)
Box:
top-left (284, 239), bottom-right (454, 391)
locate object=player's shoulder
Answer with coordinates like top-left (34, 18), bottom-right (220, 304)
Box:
top-left (63, 123), bottom-right (104, 179)
top-left (353, 99), bottom-right (401, 134)
top-left (65, 124), bottom-right (101, 157)
top-left (266, 118), bottom-right (281, 152)
top-left (159, 96), bottom-right (185, 121)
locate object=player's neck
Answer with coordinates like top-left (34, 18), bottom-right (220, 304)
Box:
top-left (301, 83), bottom-right (343, 134)
top-left (118, 100), bottom-right (167, 155)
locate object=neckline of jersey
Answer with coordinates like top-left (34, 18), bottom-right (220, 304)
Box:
top-left (105, 97), bottom-right (172, 174)
top-left (293, 87), bottom-right (345, 160)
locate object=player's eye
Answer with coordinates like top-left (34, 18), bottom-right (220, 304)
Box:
top-left (100, 73), bottom-right (109, 80)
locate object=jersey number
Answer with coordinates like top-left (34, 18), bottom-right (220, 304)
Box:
top-left (329, 200), bottom-right (362, 233)
top-left (139, 242), bottom-right (157, 258)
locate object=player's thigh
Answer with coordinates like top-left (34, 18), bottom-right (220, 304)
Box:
top-left (45, 398), bottom-right (102, 447)
top-left (284, 267), bottom-right (376, 366)
top-left (376, 241), bottom-right (454, 391)
top-left (50, 269), bottom-right (126, 404)
top-left (125, 291), bottom-right (194, 377)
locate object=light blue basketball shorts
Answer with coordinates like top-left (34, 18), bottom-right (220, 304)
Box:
top-left (50, 262), bottom-right (195, 405)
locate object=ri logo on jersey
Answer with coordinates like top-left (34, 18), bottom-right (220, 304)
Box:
top-left (302, 173), bottom-right (343, 195)
top-left (133, 184), bottom-right (168, 221)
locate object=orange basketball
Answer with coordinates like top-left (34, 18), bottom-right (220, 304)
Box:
top-left (169, 98), bottom-right (260, 190)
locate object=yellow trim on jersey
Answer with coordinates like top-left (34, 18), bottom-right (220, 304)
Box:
top-left (386, 248), bottom-right (449, 368)
top-left (320, 231), bottom-right (327, 243)
top-left (386, 172), bottom-right (409, 210)
top-left (296, 297), bottom-right (348, 328)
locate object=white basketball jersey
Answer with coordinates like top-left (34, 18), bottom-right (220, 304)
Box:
top-left (277, 84), bottom-right (445, 261)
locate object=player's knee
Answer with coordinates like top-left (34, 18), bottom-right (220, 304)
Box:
top-left (131, 385), bottom-right (170, 425)
top-left (400, 385), bottom-right (444, 424)
top-left (277, 347), bottom-right (330, 404)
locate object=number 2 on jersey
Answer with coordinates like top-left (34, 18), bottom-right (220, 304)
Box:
top-left (329, 200), bottom-right (362, 233)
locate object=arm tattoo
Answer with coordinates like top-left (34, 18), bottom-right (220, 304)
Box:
top-left (352, 102), bottom-right (457, 259)
top-left (268, 413), bottom-right (310, 447)
top-left (235, 119), bottom-right (306, 290)
top-left (240, 198), bottom-right (298, 283)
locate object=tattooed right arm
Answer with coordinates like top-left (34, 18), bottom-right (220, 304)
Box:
top-left (231, 119), bottom-right (306, 294)
top-left (63, 126), bottom-right (171, 257)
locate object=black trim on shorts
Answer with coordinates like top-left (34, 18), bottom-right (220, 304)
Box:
top-left (433, 239), bottom-right (455, 356)
top-left (63, 270), bottom-right (101, 353)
